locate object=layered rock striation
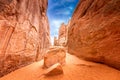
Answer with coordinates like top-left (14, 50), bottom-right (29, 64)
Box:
top-left (68, 0), bottom-right (120, 70)
top-left (0, 0), bottom-right (50, 77)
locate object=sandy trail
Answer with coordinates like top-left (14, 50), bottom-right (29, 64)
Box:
top-left (0, 53), bottom-right (120, 80)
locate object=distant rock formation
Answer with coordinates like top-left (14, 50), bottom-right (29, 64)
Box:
top-left (68, 0), bottom-right (120, 70)
top-left (0, 0), bottom-right (50, 77)
top-left (58, 23), bottom-right (66, 46)
top-left (54, 37), bottom-right (59, 46)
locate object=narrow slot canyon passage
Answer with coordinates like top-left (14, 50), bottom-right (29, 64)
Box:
top-left (0, 0), bottom-right (120, 80)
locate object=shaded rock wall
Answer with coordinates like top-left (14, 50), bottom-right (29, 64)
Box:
top-left (68, 0), bottom-right (120, 70)
top-left (0, 0), bottom-right (50, 76)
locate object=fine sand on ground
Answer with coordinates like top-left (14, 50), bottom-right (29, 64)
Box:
top-left (0, 53), bottom-right (120, 80)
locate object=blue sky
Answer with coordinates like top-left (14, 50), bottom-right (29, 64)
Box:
top-left (47, 0), bottom-right (79, 44)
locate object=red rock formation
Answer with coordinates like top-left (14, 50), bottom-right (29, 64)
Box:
top-left (44, 63), bottom-right (63, 76)
top-left (58, 23), bottom-right (67, 46)
top-left (0, 0), bottom-right (50, 77)
top-left (68, 0), bottom-right (120, 70)
top-left (44, 47), bottom-right (66, 68)
top-left (54, 37), bottom-right (59, 46)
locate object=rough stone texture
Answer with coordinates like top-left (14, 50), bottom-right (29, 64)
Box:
top-left (44, 47), bottom-right (66, 68)
top-left (54, 37), bottom-right (59, 46)
top-left (58, 23), bottom-right (67, 46)
top-left (68, 0), bottom-right (120, 70)
top-left (0, 0), bottom-right (50, 77)
top-left (44, 63), bottom-right (63, 76)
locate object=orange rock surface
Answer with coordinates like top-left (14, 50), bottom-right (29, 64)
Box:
top-left (54, 37), bottom-right (59, 46)
top-left (0, 0), bottom-right (50, 77)
top-left (44, 47), bottom-right (66, 68)
top-left (44, 63), bottom-right (63, 76)
top-left (58, 23), bottom-right (67, 46)
top-left (68, 0), bottom-right (120, 70)
top-left (0, 53), bottom-right (120, 80)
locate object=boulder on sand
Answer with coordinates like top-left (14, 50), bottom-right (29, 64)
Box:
top-left (44, 47), bottom-right (66, 68)
top-left (44, 63), bottom-right (63, 76)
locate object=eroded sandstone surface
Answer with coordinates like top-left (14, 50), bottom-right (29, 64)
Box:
top-left (68, 0), bottom-right (120, 70)
top-left (54, 37), bottom-right (59, 46)
top-left (58, 23), bottom-right (67, 46)
top-left (44, 47), bottom-right (66, 68)
top-left (0, 0), bottom-right (50, 77)
top-left (44, 63), bottom-right (63, 76)
top-left (57, 21), bottom-right (71, 46)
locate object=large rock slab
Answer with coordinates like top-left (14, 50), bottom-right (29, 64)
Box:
top-left (0, 0), bottom-right (50, 77)
top-left (44, 63), bottom-right (63, 76)
top-left (44, 47), bottom-right (66, 68)
top-left (68, 0), bottom-right (120, 70)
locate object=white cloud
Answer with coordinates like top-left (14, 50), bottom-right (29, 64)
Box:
top-left (48, 2), bottom-right (59, 10)
top-left (51, 36), bottom-right (54, 45)
top-left (68, 6), bottom-right (74, 10)
top-left (56, 10), bottom-right (71, 15)
top-left (51, 20), bottom-right (64, 28)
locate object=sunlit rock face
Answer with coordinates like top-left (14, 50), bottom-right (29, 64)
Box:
top-left (0, 0), bottom-right (50, 77)
top-left (54, 37), bottom-right (59, 46)
top-left (44, 47), bottom-right (66, 68)
top-left (68, 0), bottom-right (120, 70)
top-left (45, 63), bottom-right (63, 76)
top-left (58, 23), bottom-right (67, 46)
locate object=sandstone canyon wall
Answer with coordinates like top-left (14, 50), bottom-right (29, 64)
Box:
top-left (54, 37), bottom-right (59, 46)
top-left (68, 0), bottom-right (120, 69)
top-left (58, 23), bottom-right (67, 46)
top-left (0, 0), bottom-right (50, 77)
